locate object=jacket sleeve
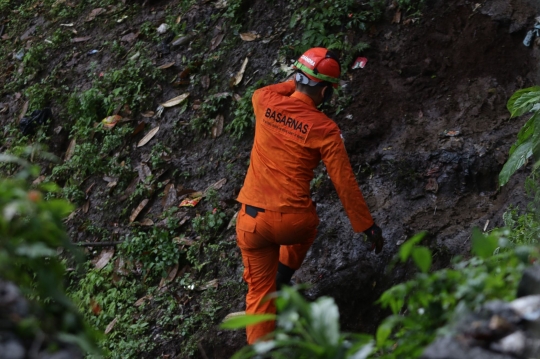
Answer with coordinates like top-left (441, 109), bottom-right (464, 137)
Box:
top-left (320, 126), bottom-right (374, 233)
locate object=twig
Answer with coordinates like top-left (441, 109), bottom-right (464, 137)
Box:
top-left (75, 241), bottom-right (124, 247)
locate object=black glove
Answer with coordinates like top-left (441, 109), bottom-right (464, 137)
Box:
top-left (364, 224), bottom-right (384, 254)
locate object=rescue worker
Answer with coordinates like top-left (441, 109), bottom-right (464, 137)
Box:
top-left (235, 47), bottom-right (384, 344)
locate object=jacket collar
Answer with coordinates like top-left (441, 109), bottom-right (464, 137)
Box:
top-left (291, 91), bottom-right (316, 108)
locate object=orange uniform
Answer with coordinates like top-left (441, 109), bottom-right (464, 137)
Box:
top-left (236, 80), bottom-right (374, 344)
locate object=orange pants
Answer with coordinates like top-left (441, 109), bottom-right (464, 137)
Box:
top-left (235, 204), bottom-right (319, 344)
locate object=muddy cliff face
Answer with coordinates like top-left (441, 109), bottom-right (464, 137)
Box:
top-left (1, 0), bottom-right (540, 357)
top-left (296, 0), bottom-right (540, 334)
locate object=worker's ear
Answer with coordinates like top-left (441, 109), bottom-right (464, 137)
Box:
top-left (322, 85), bottom-right (333, 104)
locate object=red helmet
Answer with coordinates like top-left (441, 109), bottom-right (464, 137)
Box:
top-left (293, 47), bottom-right (341, 88)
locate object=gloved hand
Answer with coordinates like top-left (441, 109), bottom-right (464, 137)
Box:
top-left (364, 224), bottom-right (384, 254)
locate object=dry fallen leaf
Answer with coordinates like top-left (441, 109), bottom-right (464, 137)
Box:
top-left (162, 183), bottom-right (178, 209)
top-left (158, 62), bottom-right (175, 69)
top-left (201, 75), bottom-right (210, 89)
top-left (121, 32), bottom-right (139, 43)
top-left (71, 36), bottom-right (92, 43)
top-left (82, 200), bottom-right (90, 214)
top-left (140, 218), bottom-right (154, 226)
top-left (102, 115), bottom-right (122, 129)
top-left (227, 211), bottom-right (238, 229)
top-left (130, 199), bottom-right (149, 223)
top-left (86, 8), bottom-right (106, 22)
top-left (65, 139), bottom-right (76, 161)
top-left (199, 279), bottom-right (219, 291)
top-left (174, 237), bottom-right (196, 246)
top-left (132, 122), bottom-right (146, 136)
top-left (231, 57), bottom-right (249, 87)
top-left (18, 101), bottom-right (29, 124)
top-left (141, 111), bottom-right (154, 118)
top-left (105, 317), bottom-right (118, 334)
top-left (205, 178), bottom-right (227, 193)
top-left (113, 256), bottom-right (130, 277)
top-left (137, 163), bottom-right (152, 182)
top-left (94, 248), bottom-right (115, 270)
top-left (392, 10), bottom-right (402, 24)
top-left (211, 114), bottom-right (224, 138)
top-left (210, 32), bottom-right (225, 51)
top-left (239, 32), bottom-right (259, 41)
top-left (160, 93), bottom-right (189, 107)
top-left (134, 295), bottom-right (152, 307)
top-left (159, 263), bottom-right (179, 288)
top-left (137, 126), bottom-right (159, 147)
top-left (32, 175), bottom-right (46, 186)
top-left (425, 178), bottom-right (438, 193)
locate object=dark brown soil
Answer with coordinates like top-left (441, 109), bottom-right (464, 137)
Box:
top-left (2, 0), bottom-right (540, 357)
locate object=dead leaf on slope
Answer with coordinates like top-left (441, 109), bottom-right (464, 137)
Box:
top-left (159, 263), bottom-right (179, 288)
top-left (162, 183), bottom-right (178, 209)
top-left (105, 317), bottom-right (118, 334)
top-left (82, 200), bottom-right (90, 214)
top-left (137, 163), bottom-right (152, 182)
top-left (130, 199), bottom-right (149, 223)
top-left (134, 295), bottom-right (153, 307)
top-left (201, 75), bottom-right (210, 89)
top-left (214, 0), bottom-right (227, 9)
top-left (239, 32), bottom-right (259, 41)
top-left (211, 114), bottom-right (224, 138)
top-left (392, 10), bottom-right (402, 24)
top-left (158, 62), bottom-right (175, 69)
top-left (132, 122), bottom-right (146, 136)
top-left (93, 248), bottom-right (115, 270)
top-left (18, 101), bottom-right (29, 124)
top-left (205, 178), bottom-right (227, 193)
top-left (71, 36), bottom-right (92, 43)
top-left (160, 93), bottom-right (189, 107)
top-left (231, 57), bottom-right (249, 87)
top-left (210, 32), bottom-right (225, 51)
top-left (65, 139), bottom-right (76, 161)
top-left (141, 111), bottom-right (154, 118)
top-left (199, 279), bottom-right (218, 291)
top-left (120, 177), bottom-right (139, 202)
top-left (137, 126), bottom-right (159, 147)
top-left (86, 8), bottom-right (106, 22)
top-left (121, 32), bottom-right (139, 43)
top-left (174, 236), bottom-right (196, 246)
top-left (143, 218), bottom-right (155, 226)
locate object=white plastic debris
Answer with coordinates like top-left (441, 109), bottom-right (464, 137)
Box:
top-left (157, 23), bottom-right (169, 34)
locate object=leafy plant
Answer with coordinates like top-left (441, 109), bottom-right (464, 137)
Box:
top-left (227, 80), bottom-right (268, 139)
top-left (499, 86), bottom-right (540, 186)
top-left (502, 173), bottom-right (540, 246)
top-left (120, 227), bottom-right (181, 279)
top-left (395, 0), bottom-right (425, 14)
top-left (286, 0), bottom-right (379, 67)
top-left (0, 154), bottom-right (99, 355)
top-left (224, 287), bottom-right (374, 359)
top-left (376, 229), bottom-right (535, 358)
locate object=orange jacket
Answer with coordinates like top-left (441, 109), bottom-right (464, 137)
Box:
top-left (237, 81), bottom-right (374, 232)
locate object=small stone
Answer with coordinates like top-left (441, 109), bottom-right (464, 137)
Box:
top-left (0, 340), bottom-right (25, 359)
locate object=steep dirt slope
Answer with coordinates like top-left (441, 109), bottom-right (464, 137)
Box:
top-left (296, 0), bottom-right (540, 335)
top-left (1, 0), bottom-right (540, 357)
